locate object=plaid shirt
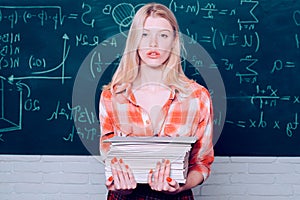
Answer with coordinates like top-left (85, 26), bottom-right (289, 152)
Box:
top-left (99, 81), bottom-right (214, 181)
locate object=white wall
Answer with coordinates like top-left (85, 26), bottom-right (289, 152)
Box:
top-left (1, 155), bottom-right (300, 200)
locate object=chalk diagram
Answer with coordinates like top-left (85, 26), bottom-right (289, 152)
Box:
top-left (0, 34), bottom-right (71, 141)
top-left (7, 34), bottom-right (71, 85)
top-left (0, 77), bottom-right (22, 133)
top-left (103, 3), bottom-right (145, 36)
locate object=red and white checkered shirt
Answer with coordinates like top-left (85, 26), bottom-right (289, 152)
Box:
top-left (99, 81), bottom-right (214, 181)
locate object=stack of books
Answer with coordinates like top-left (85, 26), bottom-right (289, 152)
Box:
top-left (103, 136), bottom-right (197, 183)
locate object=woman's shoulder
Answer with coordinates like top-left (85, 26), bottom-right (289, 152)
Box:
top-left (100, 83), bottom-right (131, 104)
top-left (188, 81), bottom-right (210, 98)
top-left (100, 88), bottom-right (113, 100)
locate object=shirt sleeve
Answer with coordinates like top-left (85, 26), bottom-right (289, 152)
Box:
top-left (99, 90), bottom-right (115, 158)
top-left (188, 88), bottom-right (214, 182)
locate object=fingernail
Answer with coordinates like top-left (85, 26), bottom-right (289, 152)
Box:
top-left (112, 157), bottom-right (118, 163)
top-left (166, 177), bottom-right (172, 182)
top-left (149, 169), bottom-right (153, 173)
top-left (125, 165), bottom-right (129, 169)
top-left (111, 159), bottom-right (114, 164)
top-left (119, 158), bottom-right (123, 163)
top-left (166, 159), bottom-right (170, 164)
top-left (108, 176), bottom-right (113, 182)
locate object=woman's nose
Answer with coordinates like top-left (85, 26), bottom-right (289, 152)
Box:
top-left (150, 35), bottom-right (158, 47)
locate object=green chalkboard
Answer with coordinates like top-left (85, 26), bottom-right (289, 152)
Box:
top-left (0, 0), bottom-right (299, 156)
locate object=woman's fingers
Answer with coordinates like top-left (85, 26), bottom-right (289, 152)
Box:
top-left (158, 159), bottom-right (166, 183)
top-left (110, 157), bottom-right (120, 189)
top-left (120, 161), bottom-right (130, 186)
top-left (164, 159), bottom-right (171, 180)
top-left (110, 158), bottom-right (179, 193)
top-left (157, 159), bottom-right (167, 191)
top-left (148, 169), bottom-right (153, 185)
top-left (154, 160), bottom-right (161, 183)
top-left (115, 158), bottom-right (127, 189)
top-left (163, 160), bottom-right (171, 191)
top-left (105, 175), bottom-right (114, 190)
top-left (126, 164), bottom-right (137, 189)
top-left (166, 176), bottom-right (179, 191)
top-left (121, 162), bottom-right (136, 189)
top-left (150, 159), bottom-right (174, 191)
top-left (153, 160), bottom-right (163, 191)
top-left (109, 157), bottom-right (136, 191)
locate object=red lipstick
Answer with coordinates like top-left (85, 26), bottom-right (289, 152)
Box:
top-left (146, 50), bottom-right (161, 58)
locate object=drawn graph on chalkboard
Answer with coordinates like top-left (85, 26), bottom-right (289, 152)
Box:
top-left (0, 77), bottom-right (22, 133)
top-left (6, 33), bottom-right (71, 85)
top-left (0, 5), bottom-right (72, 85)
top-left (29, 33), bottom-right (71, 84)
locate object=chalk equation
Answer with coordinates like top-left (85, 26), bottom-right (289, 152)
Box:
top-left (226, 112), bottom-right (298, 138)
top-left (47, 100), bottom-right (99, 143)
top-left (0, 3), bottom-right (95, 29)
top-left (227, 84), bottom-right (299, 109)
top-left (294, 10), bottom-right (300, 48)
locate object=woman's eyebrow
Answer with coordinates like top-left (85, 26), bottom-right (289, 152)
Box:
top-left (143, 28), bottom-right (172, 32)
top-left (160, 29), bottom-right (172, 32)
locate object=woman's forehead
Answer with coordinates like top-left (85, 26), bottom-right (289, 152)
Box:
top-left (143, 16), bottom-right (173, 31)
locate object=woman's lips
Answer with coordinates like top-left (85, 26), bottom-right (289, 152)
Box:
top-left (146, 51), bottom-right (161, 59)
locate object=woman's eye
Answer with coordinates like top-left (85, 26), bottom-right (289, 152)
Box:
top-left (142, 32), bottom-right (148, 37)
top-left (161, 34), bottom-right (168, 38)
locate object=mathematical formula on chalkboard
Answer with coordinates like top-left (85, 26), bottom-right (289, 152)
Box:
top-left (0, 0), bottom-right (299, 156)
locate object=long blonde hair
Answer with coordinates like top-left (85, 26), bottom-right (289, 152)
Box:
top-left (103, 3), bottom-right (192, 94)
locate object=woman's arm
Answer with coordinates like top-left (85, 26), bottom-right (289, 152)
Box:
top-left (99, 91), bottom-right (137, 194)
top-left (177, 169), bottom-right (204, 192)
top-left (99, 90), bottom-right (115, 156)
top-left (187, 87), bottom-right (214, 183)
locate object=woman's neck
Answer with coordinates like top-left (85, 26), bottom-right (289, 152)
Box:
top-left (134, 64), bottom-right (165, 85)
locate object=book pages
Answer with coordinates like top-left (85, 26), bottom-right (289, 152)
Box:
top-left (104, 136), bottom-right (197, 183)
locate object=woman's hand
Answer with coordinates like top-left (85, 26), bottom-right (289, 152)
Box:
top-left (106, 157), bottom-right (137, 195)
top-left (148, 159), bottom-right (181, 194)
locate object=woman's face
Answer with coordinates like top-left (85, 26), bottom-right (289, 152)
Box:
top-left (138, 16), bottom-right (174, 68)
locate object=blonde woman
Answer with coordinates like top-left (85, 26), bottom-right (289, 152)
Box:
top-left (99, 3), bottom-right (214, 199)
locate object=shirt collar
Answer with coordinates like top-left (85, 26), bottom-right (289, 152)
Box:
top-left (113, 83), bottom-right (178, 105)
